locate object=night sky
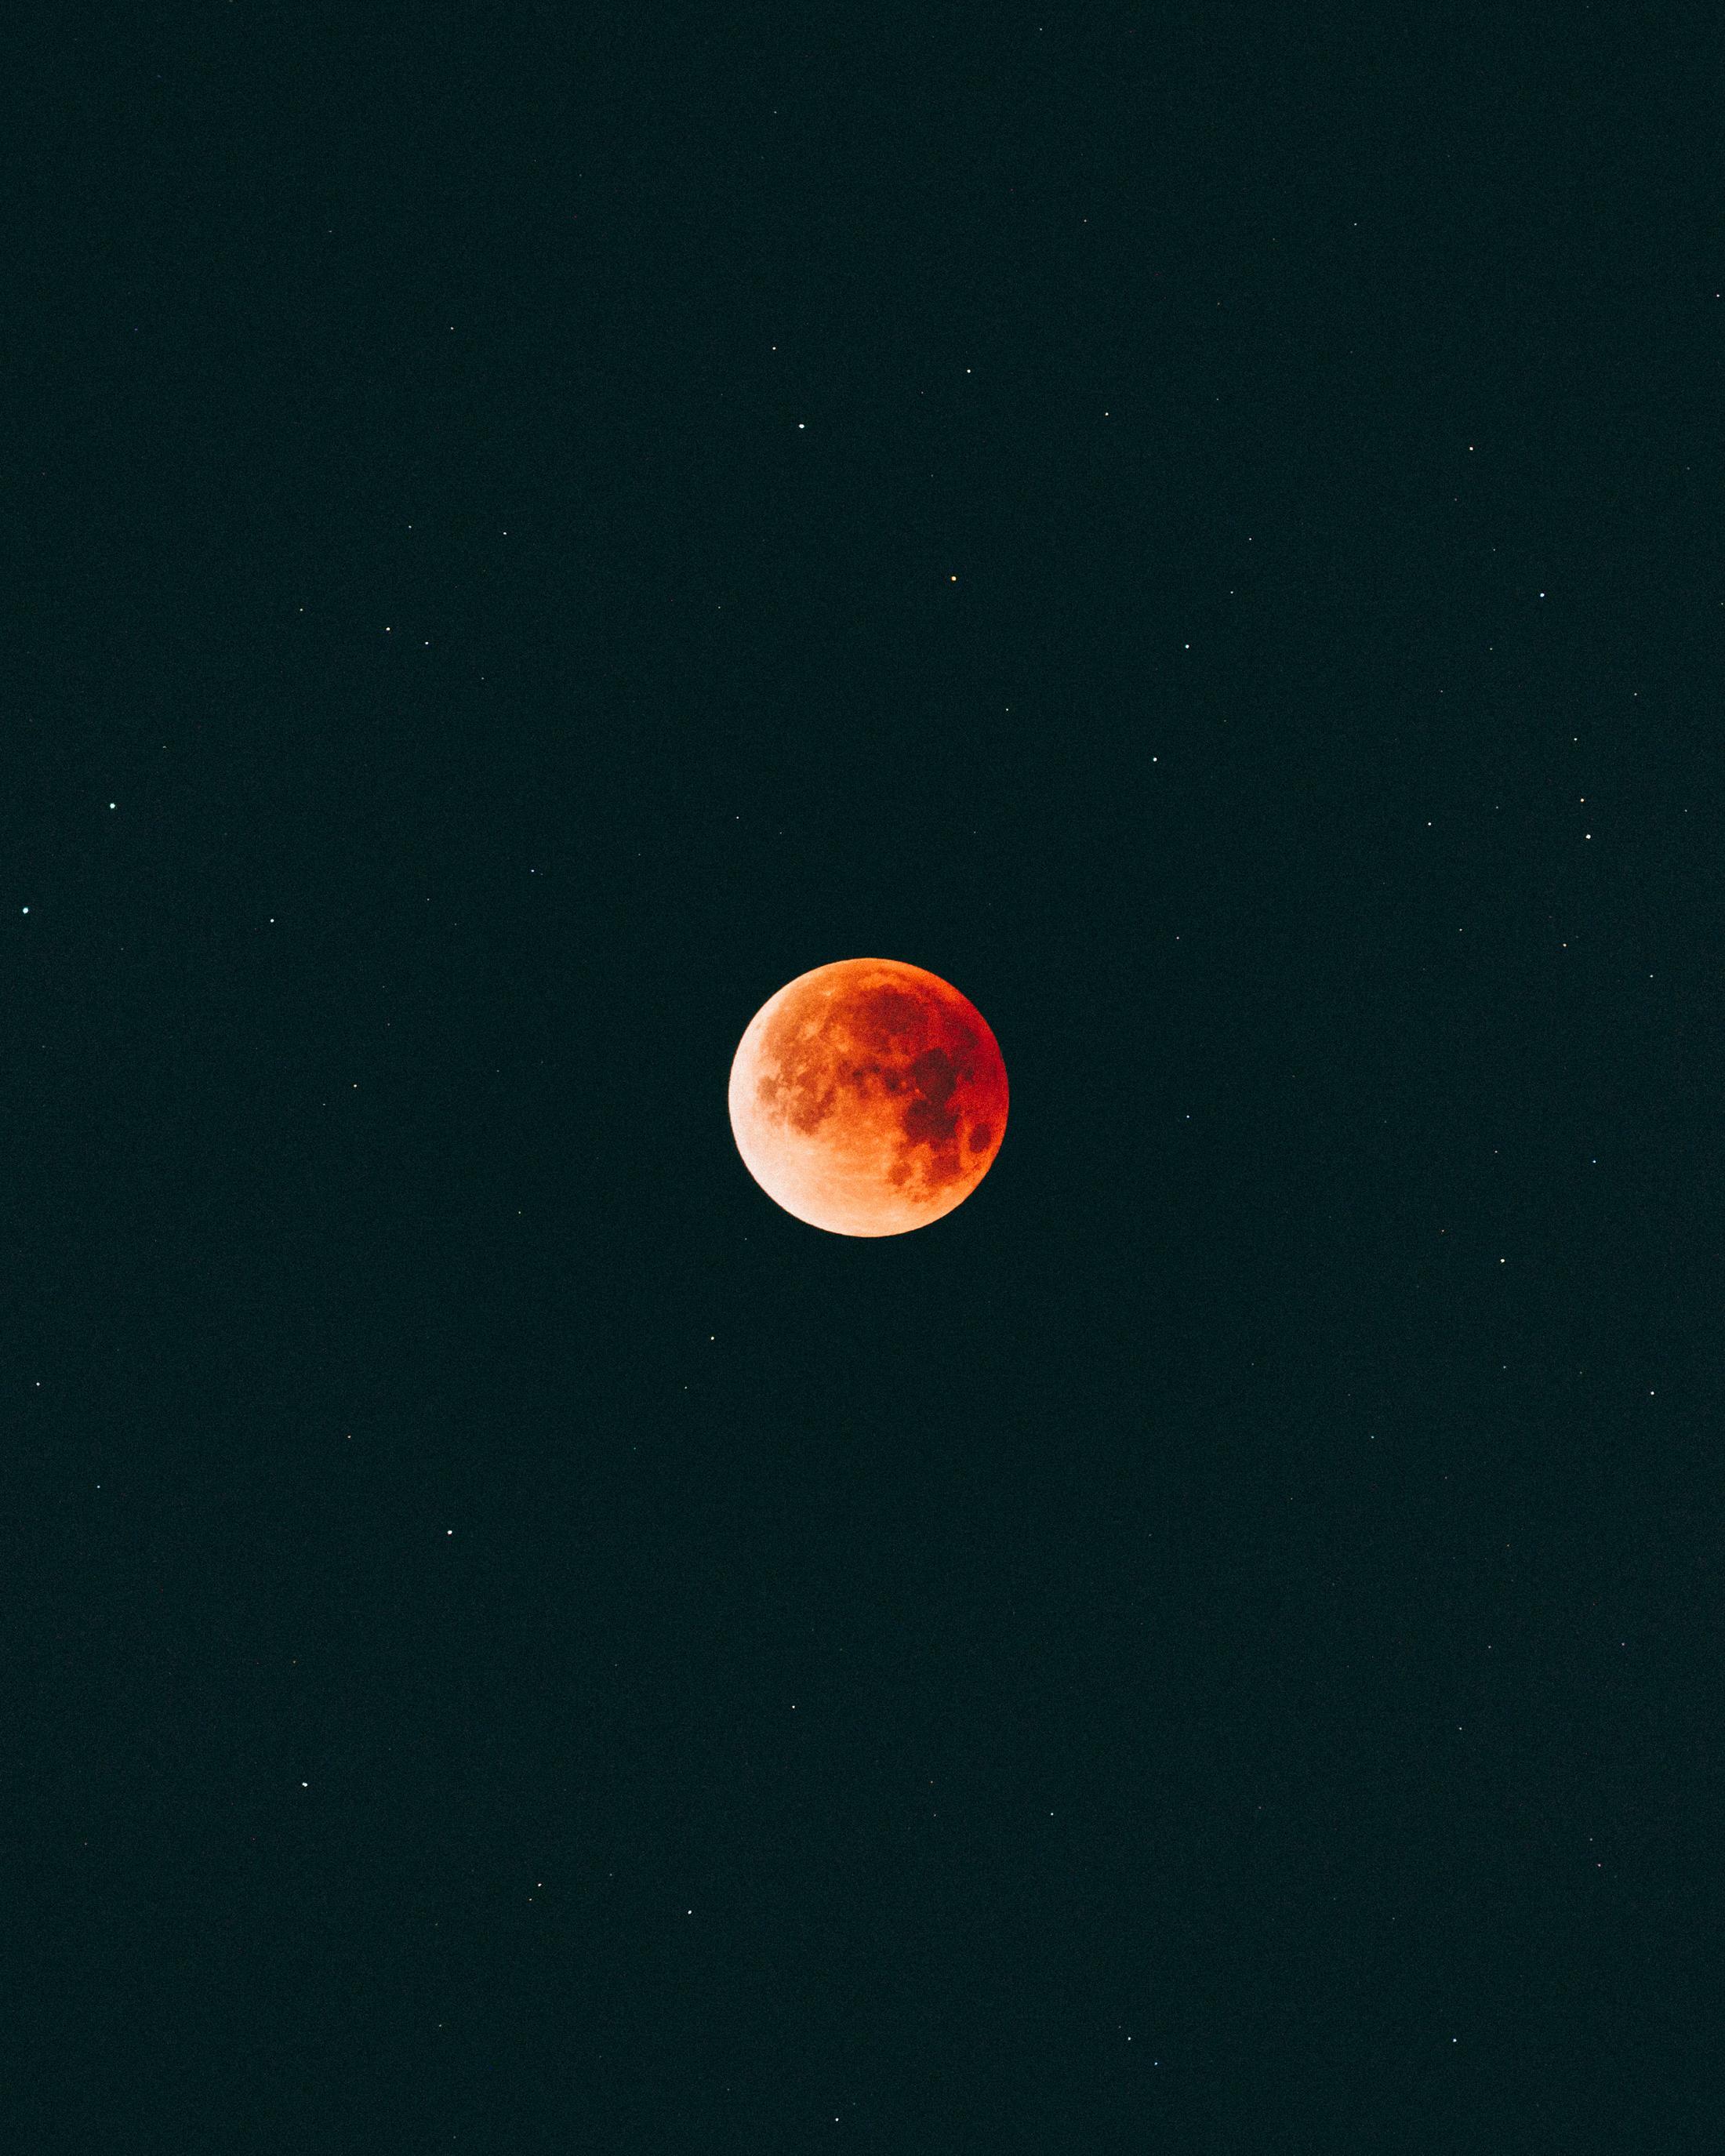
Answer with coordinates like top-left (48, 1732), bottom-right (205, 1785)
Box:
top-left (13, 10), bottom-right (1721, 2151)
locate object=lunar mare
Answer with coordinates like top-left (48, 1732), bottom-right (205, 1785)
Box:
top-left (728, 958), bottom-right (1009, 1236)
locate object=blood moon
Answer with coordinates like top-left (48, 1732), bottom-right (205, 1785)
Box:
top-left (728, 958), bottom-right (1008, 1237)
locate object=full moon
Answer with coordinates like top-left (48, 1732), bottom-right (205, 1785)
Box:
top-left (728, 958), bottom-right (1009, 1237)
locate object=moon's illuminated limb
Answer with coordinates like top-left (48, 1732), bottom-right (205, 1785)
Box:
top-left (728, 957), bottom-right (1008, 1236)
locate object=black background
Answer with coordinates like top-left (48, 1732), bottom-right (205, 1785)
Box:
top-left (10, 8), bottom-right (1722, 2150)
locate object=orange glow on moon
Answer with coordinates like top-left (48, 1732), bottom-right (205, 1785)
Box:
top-left (728, 958), bottom-right (1009, 1237)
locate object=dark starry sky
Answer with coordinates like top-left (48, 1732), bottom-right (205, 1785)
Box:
top-left (10, 8), bottom-right (1721, 2151)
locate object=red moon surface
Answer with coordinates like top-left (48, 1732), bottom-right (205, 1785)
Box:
top-left (728, 958), bottom-right (1009, 1237)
